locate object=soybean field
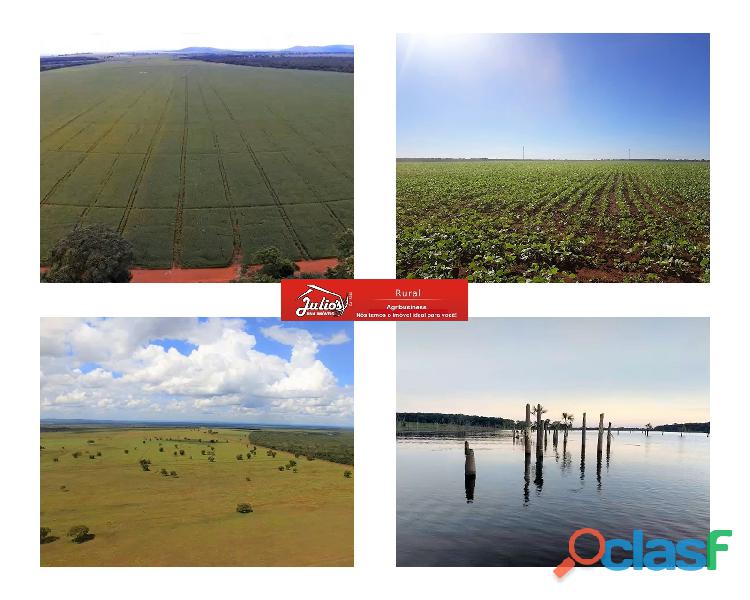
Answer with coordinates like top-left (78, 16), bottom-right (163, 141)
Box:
top-left (397, 161), bottom-right (709, 282)
top-left (41, 58), bottom-right (353, 268)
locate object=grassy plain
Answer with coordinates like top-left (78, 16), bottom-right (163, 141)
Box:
top-left (40, 427), bottom-right (353, 566)
top-left (41, 57), bottom-right (353, 268)
top-left (397, 160), bottom-right (709, 282)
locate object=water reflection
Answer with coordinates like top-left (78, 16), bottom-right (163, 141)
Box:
top-left (465, 474), bottom-right (476, 503)
top-left (398, 431), bottom-right (710, 566)
top-left (580, 445), bottom-right (586, 481)
top-left (523, 451), bottom-right (530, 505)
top-left (534, 457), bottom-right (544, 493)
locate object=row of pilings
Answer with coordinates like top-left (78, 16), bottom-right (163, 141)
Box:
top-left (466, 403), bottom-right (614, 478)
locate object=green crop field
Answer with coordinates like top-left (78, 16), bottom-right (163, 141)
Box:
top-left (397, 160), bottom-right (709, 282)
top-left (40, 58), bottom-right (353, 268)
top-left (40, 427), bottom-right (353, 566)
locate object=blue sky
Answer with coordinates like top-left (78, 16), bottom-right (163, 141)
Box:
top-left (397, 318), bottom-right (709, 427)
top-left (397, 34), bottom-right (710, 160)
top-left (40, 318), bottom-right (353, 426)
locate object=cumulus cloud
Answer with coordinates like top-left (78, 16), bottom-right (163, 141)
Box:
top-left (40, 318), bottom-right (353, 425)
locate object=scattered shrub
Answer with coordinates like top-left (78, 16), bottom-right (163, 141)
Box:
top-left (160, 468), bottom-right (168, 476)
top-left (67, 525), bottom-right (93, 543)
top-left (236, 503), bottom-right (253, 514)
top-left (208, 456), bottom-right (215, 462)
top-left (278, 466), bottom-right (285, 471)
top-left (88, 454), bottom-right (95, 460)
top-left (246, 452), bottom-right (252, 459)
top-left (124, 449), bottom-right (129, 454)
top-left (179, 449), bottom-right (185, 456)
top-left (41, 527), bottom-right (58, 544)
top-left (138, 458), bottom-right (151, 471)
top-left (236, 454), bottom-right (243, 461)
top-left (344, 470), bottom-right (352, 479)
top-left (87, 440), bottom-right (95, 444)
top-left (159, 447), bottom-right (164, 452)
top-left (96, 451), bottom-right (101, 457)
top-left (72, 452), bottom-right (81, 458)
top-left (169, 470), bottom-right (178, 477)
top-left (53, 457), bottom-right (59, 462)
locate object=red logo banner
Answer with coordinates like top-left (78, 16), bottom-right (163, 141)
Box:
top-left (281, 279), bottom-right (468, 321)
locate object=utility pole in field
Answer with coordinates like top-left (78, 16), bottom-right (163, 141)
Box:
top-left (522, 145), bottom-right (525, 161)
top-left (628, 148), bottom-right (631, 160)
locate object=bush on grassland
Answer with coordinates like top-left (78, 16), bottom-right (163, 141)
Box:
top-left (67, 525), bottom-right (93, 543)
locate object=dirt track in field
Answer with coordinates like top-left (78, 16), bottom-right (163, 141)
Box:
top-left (40, 258), bottom-right (340, 283)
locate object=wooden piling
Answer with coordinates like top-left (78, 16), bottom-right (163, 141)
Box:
top-left (597, 413), bottom-right (604, 456)
top-left (464, 440), bottom-right (469, 456)
top-left (606, 421), bottom-right (611, 454)
top-left (524, 403), bottom-right (531, 455)
top-left (535, 404), bottom-right (543, 459)
top-left (582, 412), bottom-right (587, 447)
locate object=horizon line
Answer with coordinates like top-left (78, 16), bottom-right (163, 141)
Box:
top-left (40, 417), bottom-right (353, 429)
top-left (40, 44), bottom-right (354, 57)
top-left (396, 157), bottom-right (710, 162)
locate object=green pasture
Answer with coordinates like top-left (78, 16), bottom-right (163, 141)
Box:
top-left (40, 427), bottom-right (353, 566)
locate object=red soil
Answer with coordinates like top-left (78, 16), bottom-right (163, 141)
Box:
top-left (41, 258), bottom-right (340, 283)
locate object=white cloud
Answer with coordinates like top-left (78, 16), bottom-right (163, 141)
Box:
top-left (40, 318), bottom-right (353, 425)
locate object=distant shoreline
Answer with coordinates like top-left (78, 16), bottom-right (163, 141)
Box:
top-left (397, 157), bottom-right (710, 162)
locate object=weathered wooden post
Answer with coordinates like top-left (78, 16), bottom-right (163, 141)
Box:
top-left (464, 440), bottom-right (470, 456)
top-left (536, 404), bottom-right (543, 459)
top-left (606, 421), bottom-right (612, 455)
top-left (597, 413), bottom-right (604, 457)
top-left (581, 412), bottom-right (587, 448)
top-left (544, 420), bottom-right (548, 445)
top-left (524, 403), bottom-right (531, 456)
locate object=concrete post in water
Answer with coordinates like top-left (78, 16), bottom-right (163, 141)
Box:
top-left (524, 404), bottom-right (531, 456)
top-left (465, 448), bottom-right (476, 476)
top-left (582, 412), bottom-right (587, 448)
top-left (597, 413), bottom-right (604, 457)
top-left (536, 404), bottom-right (543, 460)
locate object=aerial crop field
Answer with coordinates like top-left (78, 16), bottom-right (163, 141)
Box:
top-left (40, 427), bottom-right (353, 566)
top-left (397, 161), bottom-right (709, 282)
top-left (40, 58), bottom-right (353, 268)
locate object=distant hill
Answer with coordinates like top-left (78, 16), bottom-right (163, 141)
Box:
top-left (174, 47), bottom-right (238, 54)
top-left (283, 45), bottom-right (353, 54)
top-left (174, 45), bottom-right (353, 55)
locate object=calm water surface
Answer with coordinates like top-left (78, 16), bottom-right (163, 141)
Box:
top-left (397, 430), bottom-right (709, 566)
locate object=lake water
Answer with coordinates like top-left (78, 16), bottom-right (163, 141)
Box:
top-left (397, 430), bottom-right (709, 566)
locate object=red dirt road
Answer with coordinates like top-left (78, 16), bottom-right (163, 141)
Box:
top-left (42, 258), bottom-right (340, 283)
